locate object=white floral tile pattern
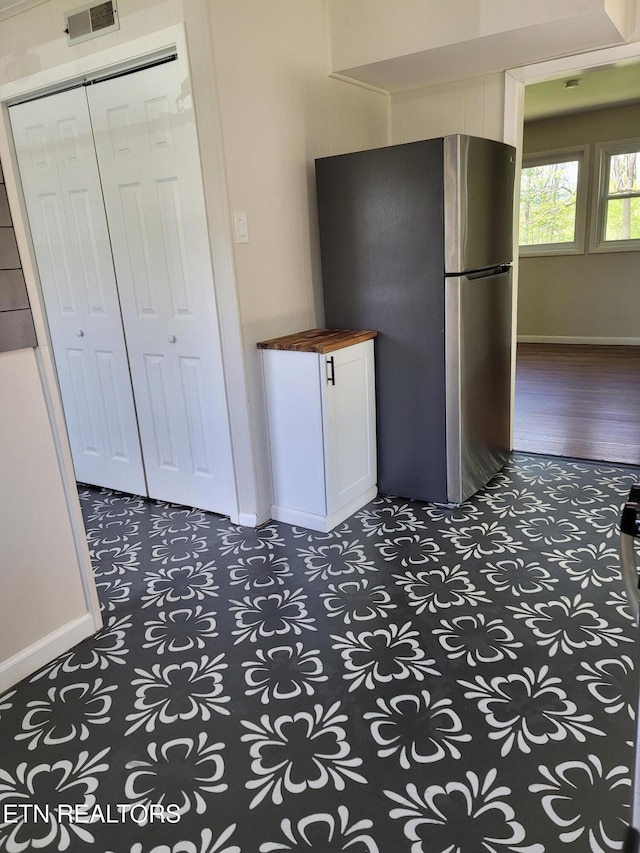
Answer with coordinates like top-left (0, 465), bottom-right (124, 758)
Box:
top-left (0, 453), bottom-right (638, 851)
top-left (386, 769), bottom-right (545, 853)
top-left (241, 702), bottom-right (366, 808)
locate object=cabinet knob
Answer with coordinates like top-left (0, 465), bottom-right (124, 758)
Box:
top-left (168, 335), bottom-right (177, 343)
top-left (76, 329), bottom-right (84, 337)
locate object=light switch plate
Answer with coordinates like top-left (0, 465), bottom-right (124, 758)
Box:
top-left (234, 212), bottom-right (249, 244)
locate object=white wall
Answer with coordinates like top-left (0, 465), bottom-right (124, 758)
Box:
top-left (391, 73), bottom-right (505, 143)
top-left (0, 348), bottom-right (100, 692)
top-left (208, 1), bottom-right (388, 520)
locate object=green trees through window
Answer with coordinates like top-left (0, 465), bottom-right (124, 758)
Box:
top-left (604, 150), bottom-right (640, 242)
top-left (519, 140), bottom-right (640, 254)
top-left (519, 159), bottom-right (579, 246)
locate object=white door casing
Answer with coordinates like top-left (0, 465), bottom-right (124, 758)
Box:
top-left (9, 88), bottom-right (147, 496)
top-left (86, 60), bottom-right (235, 514)
top-left (10, 58), bottom-right (236, 517)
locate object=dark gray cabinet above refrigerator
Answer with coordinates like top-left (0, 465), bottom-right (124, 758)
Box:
top-left (315, 134), bottom-right (516, 505)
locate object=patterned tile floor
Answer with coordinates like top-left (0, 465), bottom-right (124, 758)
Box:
top-left (1, 453), bottom-right (639, 853)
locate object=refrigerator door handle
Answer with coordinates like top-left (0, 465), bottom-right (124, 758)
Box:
top-left (464, 264), bottom-right (511, 280)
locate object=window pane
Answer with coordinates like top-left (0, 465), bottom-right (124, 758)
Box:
top-left (604, 196), bottom-right (640, 241)
top-left (519, 160), bottom-right (579, 245)
top-left (608, 151), bottom-right (640, 196)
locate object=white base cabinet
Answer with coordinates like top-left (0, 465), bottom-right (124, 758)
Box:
top-left (259, 329), bottom-right (377, 532)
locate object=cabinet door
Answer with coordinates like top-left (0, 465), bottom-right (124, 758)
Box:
top-left (86, 61), bottom-right (236, 515)
top-left (323, 341), bottom-right (376, 515)
top-left (263, 349), bottom-right (326, 518)
top-left (10, 89), bottom-right (146, 495)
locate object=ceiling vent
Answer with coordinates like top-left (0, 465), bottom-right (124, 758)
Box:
top-left (64, 1), bottom-right (119, 46)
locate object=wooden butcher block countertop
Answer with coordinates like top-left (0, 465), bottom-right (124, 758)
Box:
top-left (257, 328), bottom-right (377, 354)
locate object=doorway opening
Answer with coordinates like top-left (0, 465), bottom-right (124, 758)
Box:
top-left (510, 53), bottom-right (640, 465)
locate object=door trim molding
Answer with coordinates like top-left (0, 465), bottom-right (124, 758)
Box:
top-left (0, 24), bottom-right (186, 103)
top-left (0, 19), bottom-right (259, 527)
top-left (35, 345), bottom-right (104, 621)
top-left (4, 49), bottom-right (178, 108)
top-left (504, 42), bottom-right (640, 444)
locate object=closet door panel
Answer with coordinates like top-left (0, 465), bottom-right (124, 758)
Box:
top-left (10, 90), bottom-right (146, 495)
top-left (87, 62), bottom-right (235, 515)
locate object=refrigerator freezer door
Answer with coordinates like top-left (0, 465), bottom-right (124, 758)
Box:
top-left (443, 135), bottom-right (516, 274)
top-left (445, 267), bottom-right (512, 503)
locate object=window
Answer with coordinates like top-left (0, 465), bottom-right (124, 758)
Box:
top-left (518, 146), bottom-right (589, 256)
top-left (591, 138), bottom-right (640, 252)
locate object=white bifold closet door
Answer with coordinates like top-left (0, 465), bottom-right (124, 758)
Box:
top-left (10, 60), bottom-right (236, 516)
top-left (10, 88), bottom-right (147, 496)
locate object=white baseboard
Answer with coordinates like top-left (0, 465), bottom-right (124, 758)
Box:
top-left (236, 512), bottom-right (260, 527)
top-left (0, 612), bottom-right (99, 694)
top-left (271, 486), bottom-right (378, 533)
top-left (517, 335), bottom-right (640, 345)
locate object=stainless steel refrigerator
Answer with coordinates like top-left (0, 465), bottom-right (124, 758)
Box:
top-left (315, 134), bottom-right (516, 504)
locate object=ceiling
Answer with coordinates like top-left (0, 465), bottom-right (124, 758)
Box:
top-left (524, 60), bottom-right (640, 120)
top-left (0, 0), bottom-right (637, 121)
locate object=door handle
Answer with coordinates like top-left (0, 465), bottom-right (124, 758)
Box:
top-left (168, 335), bottom-right (177, 343)
top-left (326, 356), bottom-right (335, 385)
top-left (76, 329), bottom-right (84, 337)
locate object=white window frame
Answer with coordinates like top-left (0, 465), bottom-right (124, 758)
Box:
top-left (518, 145), bottom-right (589, 257)
top-left (590, 137), bottom-right (640, 253)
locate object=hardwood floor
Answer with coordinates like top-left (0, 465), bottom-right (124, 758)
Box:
top-left (513, 343), bottom-right (640, 466)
